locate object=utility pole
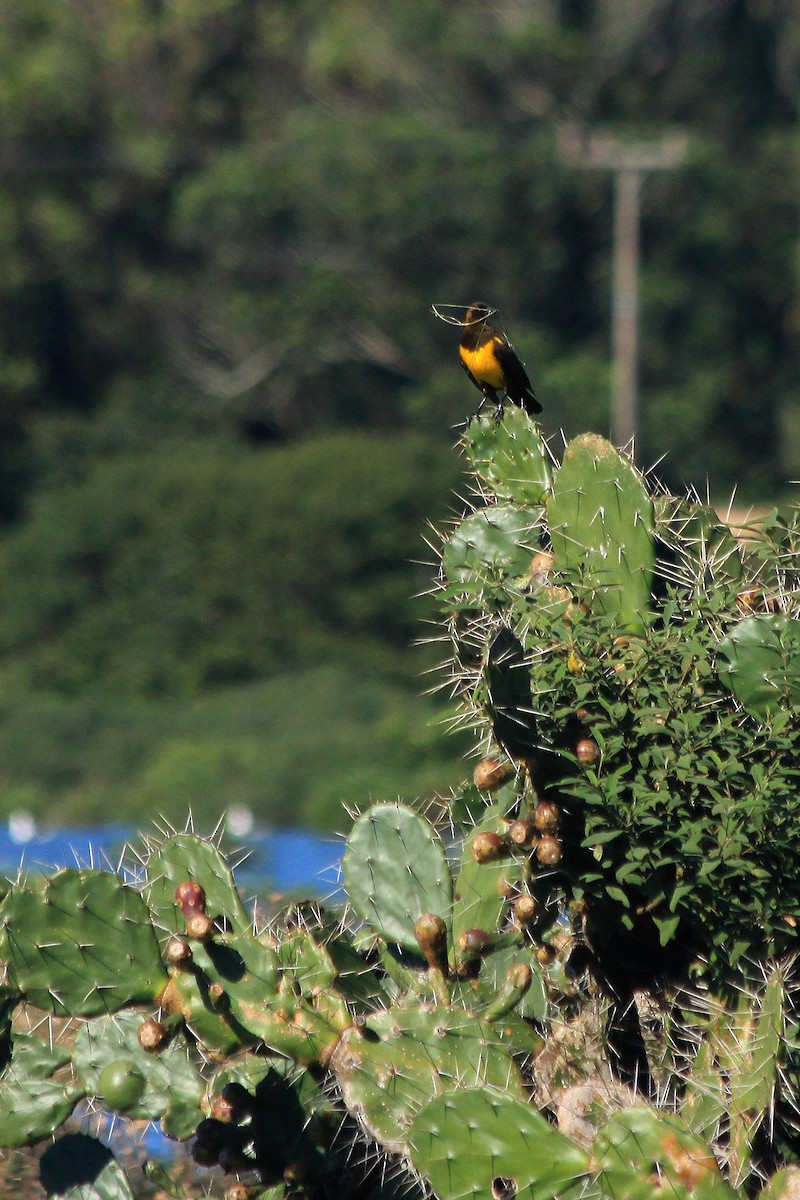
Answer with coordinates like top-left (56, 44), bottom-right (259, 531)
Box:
top-left (559, 129), bottom-right (687, 452)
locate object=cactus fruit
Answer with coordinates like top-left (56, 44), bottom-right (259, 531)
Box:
top-left (72, 1009), bottom-right (204, 1138)
top-left (453, 807), bottom-right (523, 951)
top-left (473, 757), bottom-right (513, 792)
top-left (145, 833), bottom-right (250, 935)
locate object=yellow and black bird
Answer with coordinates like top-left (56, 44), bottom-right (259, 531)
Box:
top-left (458, 302), bottom-right (541, 417)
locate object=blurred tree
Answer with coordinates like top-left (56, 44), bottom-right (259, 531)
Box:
top-left (0, 0), bottom-right (794, 493)
top-left (0, 432), bottom-right (463, 696)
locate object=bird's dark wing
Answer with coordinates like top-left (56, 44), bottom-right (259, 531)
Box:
top-left (493, 339), bottom-right (542, 414)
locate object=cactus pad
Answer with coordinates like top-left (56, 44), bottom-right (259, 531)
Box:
top-left (343, 804), bottom-right (453, 951)
top-left (717, 614), bottom-right (800, 715)
top-left (465, 409), bottom-right (553, 506)
top-left (144, 833), bottom-right (250, 936)
top-left (548, 433), bottom-right (655, 629)
top-left (331, 1006), bottom-right (524, 1154)
top-left (0, 1034), bottom-right (84, 1147)
top-left (0, 869), bottom-right (166, 1016)
top-left (409, 1086), bottom-right (590, 1200)
top-left (73, 1010), bottom-right (204, 1138)
top-left (594, 1106), bottom-right (738, 1199)
top-left (442, 504), bottom-right (542, 594)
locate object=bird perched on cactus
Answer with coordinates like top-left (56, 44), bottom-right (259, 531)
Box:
top-left (458, 302), bottom-right (541, 417)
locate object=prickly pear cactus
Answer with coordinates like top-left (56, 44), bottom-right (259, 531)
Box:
top-left (1, 412), bottom-right (800, 1199)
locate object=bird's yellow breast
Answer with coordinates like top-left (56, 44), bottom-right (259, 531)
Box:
top-left (459, 339), bottom-right (505, 388)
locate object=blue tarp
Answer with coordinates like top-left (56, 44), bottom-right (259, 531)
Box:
top-left (0, 824), bottom-right (343, 897)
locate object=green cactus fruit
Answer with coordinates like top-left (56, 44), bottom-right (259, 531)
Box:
top-left (96, 1060), bottom-right (147, 1113)
top-left (452, 805), bottom-right (525, 953)
top-left (547, 432), bottom-right (655, 630)
top-left (409, 1086), bottom-right (590, 1200)
top-left (331, 1006), bottom-right (525, 1154)
top-left (484, 627), bottom-right (539, 759)
top-left (465, 408), bottom-right (553, 506)
top-left (717, 614), bottom-right (800, 716)
top-left (40, 1133), bottom-right (135, 1200)
top-left (0, 868), bottom-right (167, 1017)
top-left (144, 833), bottom-right (250, 937)
top-left (73, 1009), bottom-right (204, 1138)
top-left (594, 1107), bottom-right (739, 1200)
top-left (0, 1033), bottom-right (84, 1147)
top-left (441, 504), bottom-right (542, 596)
top-left (343, 803), bottom-right (453, 952)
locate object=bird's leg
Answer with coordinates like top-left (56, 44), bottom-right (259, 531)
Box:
top-left (476, 387), bottom-right (500, 418)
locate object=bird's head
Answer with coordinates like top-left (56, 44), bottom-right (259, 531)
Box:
top-left (464, 302), bottom-right (496, 327)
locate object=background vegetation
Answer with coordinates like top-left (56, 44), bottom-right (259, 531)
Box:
top-left (0, 0), bottom-right (796, 829)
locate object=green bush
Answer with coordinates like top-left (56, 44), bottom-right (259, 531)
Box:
top-left (0, 668), bottom-right (469, 831)
top-left (0, 431), bottom-right (463, 697)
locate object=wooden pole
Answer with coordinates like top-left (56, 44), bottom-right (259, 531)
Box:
top-left (558, 129), bottom-right (687, 456)
top-left (612, 168), bottom-right (641, 448)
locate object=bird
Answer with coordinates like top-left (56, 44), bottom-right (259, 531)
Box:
top-left (458, 302), bottom-right (541, 417)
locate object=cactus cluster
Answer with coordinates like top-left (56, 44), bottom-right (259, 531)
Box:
top-left (0, 411), bottom-right (799, 1198)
